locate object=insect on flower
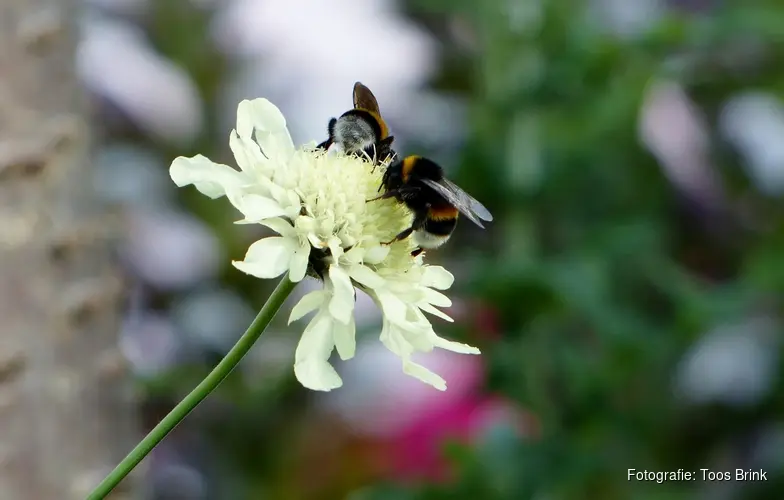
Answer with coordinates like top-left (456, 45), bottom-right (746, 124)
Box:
top-left (169, 98), bottom-right (479, 391)
top-left (317, 82), bottom-right (397, 165)
top-left (369, 155), bottom-right (493, 257)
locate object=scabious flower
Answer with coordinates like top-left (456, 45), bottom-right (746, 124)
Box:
top-left (169, 98), bottom-right (479, 391)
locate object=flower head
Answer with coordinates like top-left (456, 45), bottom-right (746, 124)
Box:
top-left (170, 98), bottom-right (479, 391)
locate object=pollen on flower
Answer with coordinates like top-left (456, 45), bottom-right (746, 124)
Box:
top-left (169, 97), bottom-right (480, 393)
top-left (273, 147), bottom-right (417, 280)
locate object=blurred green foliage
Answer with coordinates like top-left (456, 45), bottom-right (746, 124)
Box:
top-left (142, 0), bottom-right (784, 498)
top-left (362, 1), bottom-right (784, 499)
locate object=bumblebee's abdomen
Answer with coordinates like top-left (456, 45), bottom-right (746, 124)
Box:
top-left (360, 109), bottom-right (389, 139)
top-left (424, 204), bottom-right (458, 236)
top-left (423, 217), bottom-right (457, 236)
top-left (428, 204), bottom-right (459, 222)
top-left (341, 109), bottom-right (385, 140)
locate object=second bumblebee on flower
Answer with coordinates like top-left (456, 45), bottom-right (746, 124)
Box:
top-left (369, 155), bottom-right (493, 257)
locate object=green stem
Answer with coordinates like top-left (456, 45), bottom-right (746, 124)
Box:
top-left (87, 275), bottom-right (298, 499)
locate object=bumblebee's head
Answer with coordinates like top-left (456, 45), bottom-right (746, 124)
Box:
top-left (362, 136), bottom-right (396, 165)
top-left (381, 157), bottom-right (405, 190)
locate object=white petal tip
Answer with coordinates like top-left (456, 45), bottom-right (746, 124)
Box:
top-left (288, 290), bottom-right (327, 324)
top-left (336, 351), bottom-right (355, 361)
top-left (231, 260), bottom-right (285, 279)
top-left (438, 343), bottom-right (481, 355)
top-left (402, 362), bottom-right (448, 391)
top-left (294, 362), bottom-right (343, 391)
top-left (233, 237), bottom-right (296, 278)
top-left (169, 155), bottom-right (242, 199)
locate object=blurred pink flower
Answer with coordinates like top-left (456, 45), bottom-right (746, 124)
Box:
top-left (383, 395), bottom-right (533, 483)
top-left (318, 338), bottom-right (533, 484)
top-left (319, 345), bottom-right (485, 437)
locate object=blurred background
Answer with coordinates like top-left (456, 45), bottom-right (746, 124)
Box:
top-left (5, 0), bottom-right (784, 498)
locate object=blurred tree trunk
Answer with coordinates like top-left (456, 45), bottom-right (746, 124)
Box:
top-left (0, 1), bottom-right (138, 498)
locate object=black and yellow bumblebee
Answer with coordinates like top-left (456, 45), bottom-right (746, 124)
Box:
top-left (317, 82), bottom-right (396, 164)
top-left (369, 155), bottom-right (493, 255)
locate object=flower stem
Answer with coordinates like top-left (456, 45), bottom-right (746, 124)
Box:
top-left (87, 275), bottom-right (298, 499)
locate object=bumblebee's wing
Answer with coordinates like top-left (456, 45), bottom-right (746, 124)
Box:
top-left (420, 178), bottom-right (494, 228)
top-left (353, 82), bottom-right (380, 114)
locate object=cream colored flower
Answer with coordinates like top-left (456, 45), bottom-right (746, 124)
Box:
top-left (169, 98), bottom-right (479, 391)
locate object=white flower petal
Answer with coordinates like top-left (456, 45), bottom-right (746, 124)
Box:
top-left (232, 237), bottom-right (296, 278)
top-left (229, 131), bottom-right (268, 174)
top-left (307, 233), bottom-right (326, 249)
top-left (266, 181), bottom-right (290, 208)
top-left (348, 265), bottom-right (386, 290)
top-left (333, 315), bottom-right (356, 361)
top-left (418, 302), bottom-right (454, 322)
top-left (379, 321), bottom-right (447, 390)
top-left (258, 126), bottom-right (296, 159)
top-left (236, 99), bottom-right (295, 159)
top-left (328, 265), bottom-right (355, 324)
top-left (236, 98), bottom-right (287, 138)
top-left (294, 312), bottom-right (342, 391)
top-left (397, 319), bottom-right (436, 352)
top-left (430, 334), bottom-right (481, 355)
top-left (289, 290), bottom-right (328, 324)
top-left (296, 215), bottom-right (317, 233)
top-left (421, 287), bottom-right (452, 308)
top-left (260, 217), bottom-right (296, 238)
top-left (342, 246), bottom-right (365, 265)
top-left (373, 290), bottom-right (407, 324)
top-left (364, 245), bottom-right (390, 264)
top-left (379, 319), bottom-right (408, 354)
top-left (402, 358), bottom-right (448, 391)
top-left (232, 193), bottom-right (286, 222)
top-left (294, 360), bottom-right (342, 391)
top-left (170, 155), bottom-right (246, 199)
top-left (289, 243), bottom-right (311, 282)
top-left (327, 236), bottom-right (344, 263)
top-left (422, 266), bottom-right (455, 290)
top-left (285, 189), bottom-right (301, 209)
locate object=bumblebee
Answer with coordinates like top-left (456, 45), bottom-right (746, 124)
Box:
top-left (317, 82), bottom-right (396, 164)
top-left (369, 155), bottom-right (493, 255)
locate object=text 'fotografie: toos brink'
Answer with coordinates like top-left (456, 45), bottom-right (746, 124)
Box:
top-left (628, 469), bottom-right (768, 483)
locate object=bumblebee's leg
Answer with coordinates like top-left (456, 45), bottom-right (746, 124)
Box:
top-left (382, 211), bottom-right (426, 245)
top-left (376, 136), bottom-right (395, 166)
top-left (361, 144), bottom-right (381, 172)
top-left (317, 119), bottom-right (337, 151)
top-left (366, 187), bottom-right (419, 202)
top-left (366, 191), bottom-right (397, 202)
top-left (382, 226), bottom-right (414, 245)
top-left (411, 247), bottom-right (424, 257)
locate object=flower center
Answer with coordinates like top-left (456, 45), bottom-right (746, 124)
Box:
top-left (293, 150), bottom-right (416, 278)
